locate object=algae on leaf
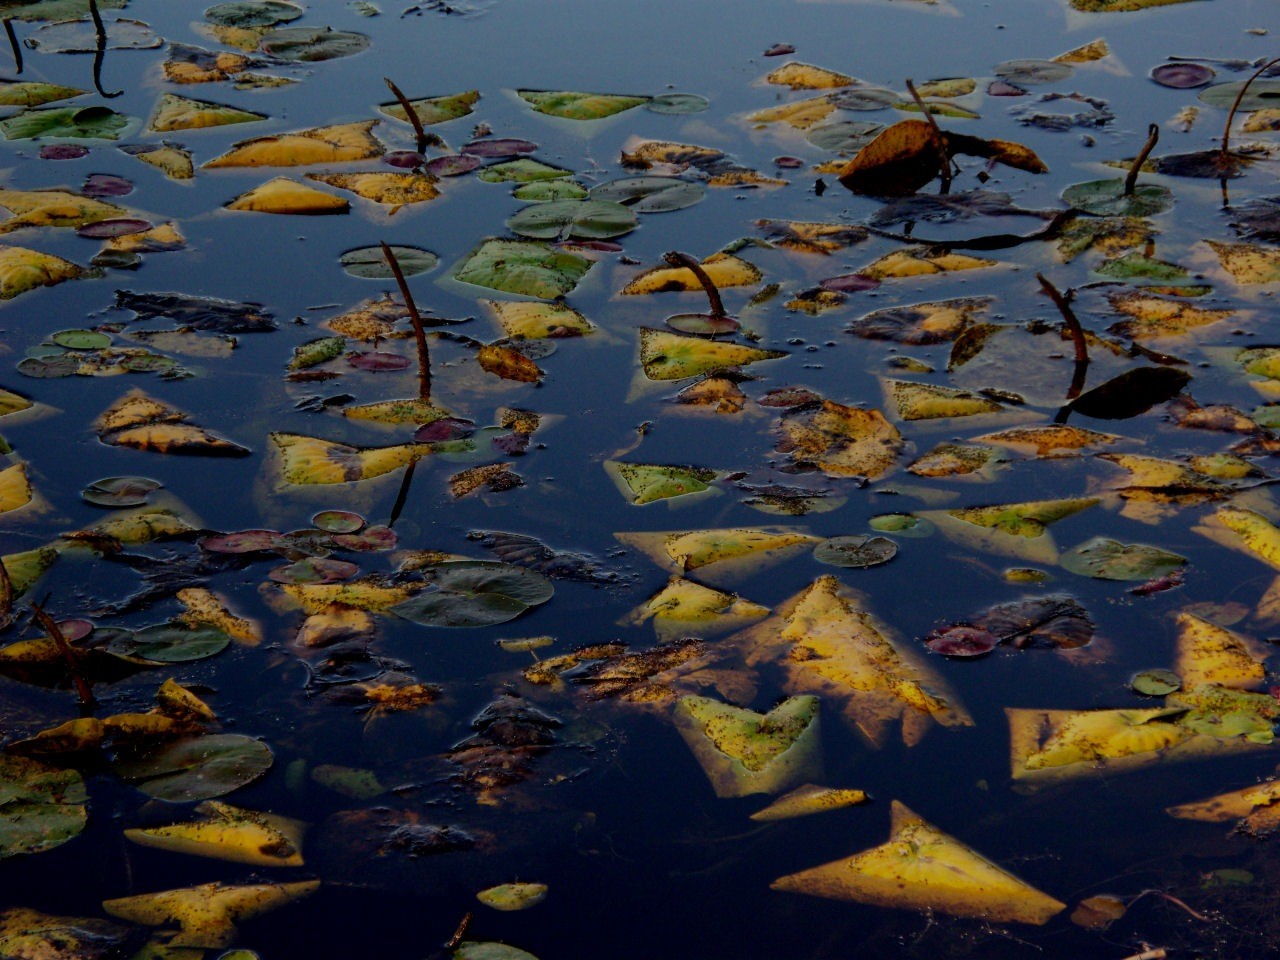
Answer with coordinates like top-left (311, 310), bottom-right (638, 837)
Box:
top-left (517, 90), bottom-right (649, 120)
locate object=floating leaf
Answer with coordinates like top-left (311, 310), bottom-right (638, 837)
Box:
top-left (772, 801), bottom-right (1064, 924)
top-left (258, 26), bottom-right (370, 61)
top-left (848, 297), bottom-right (990, 344)
top-left (1206, 240), bottom-right (1280, 285)
top-left (813, 535), bottom-right (897, 569)
top-left (120, 142), bottom-right (194, 180)
top-left (639, 328), bottom-right (786, 381)
top-left (1199, 78), bottom-right (1280, 111)
top-left (887, 380), bottom-right (1003, 421)
top-left (1060, 537), bottom-right (1187, 581)
top-left (646, 92), bottom-right (709, 114)
top-left (674, 694), bottom-right (822, 798)
top-left (617, 527), bottom-right (820, 579)
top-left (390, 560), bottom-right (554, 628)
top-left (606, 461), bottom-right (717, 505)
top-left (307, 172), bottom-right (440, 208)
top-left (517, 89), bottom-right (649, 120)
top-left (224, 175), bottom-right (352, 213)
top-left (96, 390), bottom-right (250, 457)
top-left (272, 433), bottom-right (438, 484)
top-left (204, 121), bottom-right (383, 168)
top-left (148, 94), bottom-right (264, 132)
top-left (341, 245), bottom-right (437, 278)
top-left (102, 880), bottom-right (317, 948)
top-left (483, 300), bottom-right (593, 339)
top-left (81, 475), bottom-right (160, 507)
top-left (506, 199), bottom-right (636, 240)
top-left (101, 623), bottom-right (230, 663)
top-left (1131, 669), bottom-right (1181, 696)
top-left (1066, 367), bottom-right (1190, 420)
top-left (475, 159), bottom-right (572, 183)
top-left (750, 784), bottom-right (870, 821)
top-left (0, 245), bottom-right (86, 299)
top-left (125, 801), bottom-right (305, 867)
top-left (626, 576), bottom-right (768, 641)
top-left (1199, 506), bottom-right (1280, 571)
top-left (621, 253), bottom-right (761, 294)
top-left (454, 239), bottom-right (592, 299)
top-left (776, 399), bottom-right (903, 479)
top-left (0, 755), bottom-right (86, 858)
top-left (379, 90), bottom-right (479, 125)
top-left (1061, 179), bottom-right (1173, 217)
top-left (861, 248), bottom-right (997, 280)
top-left (0, 105), bottom-right (128, 141)
top-left (476, 883), bottom-right (548, 912)
top-left (115, 734), bottom-right (273, 803)
top-left (1176, 611), bottom-right (1265, 690)
top-left (1167, 780), bottom-right (1280, 837)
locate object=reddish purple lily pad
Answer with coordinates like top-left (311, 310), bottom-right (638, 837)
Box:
top-left (666, 313), bottom-right (741, 335)
top-left (414, 417), bottom-right (476, 442)
top-left (924, 625), bottom-right (998, 657)
top-left (201, 529), bottom-right (282, 554)
top-left (819, 272), bottom-right (881, 293)
top-left (332, 524), bottom-right (397, 552)
top-left (987, 80), bottom-right (1027, 97)
top-left (39, 143), bottom-right (89, 160)
top-left (493, 432), bottom-right (530, 455)
top-left (55, 619), bottom-right (94, 643)
top-left (348, 351), bottom-right (410, 372)
top-left (275, 529), bottom-right (335, 558)
top-left (773, 156), bottom-right (805, 169)
top-left (426, 154), bottom-right (482, 177)
top-left (312, 510), bottom-right (365, 534)
top-left (76, 218), bottom-right (151, 239)
top-left (764, 43), bottom-right (795, 57)
top-left (463, 138), bottom-right (537, 158)
top-left (1150, 62), bottom-right (1215, 89)
top-left (83, 173), bottom-right (134, 197)
top-left (384, 150), bottom-right (425, 168)
top-left (269, 557), bottom-right (360, 584)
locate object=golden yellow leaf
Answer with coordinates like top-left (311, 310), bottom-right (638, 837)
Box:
top-left (1175, 611), bottom-right (1266, 689)
top-left (861, 247), bottom-right (998, 279)
top-left (449, 462), bottom-right (522, 498)
top-left (321, 294), bottom-right (408, 341)
top-left (477, 343), bottom-right (542, 382)
top-left (617, 527), bottom-right (820, 579)
top-left (907, 442), bottom-right (998, 478)
top-left (96, 390), bottom-right (250, 457)
top-left (915, 78), bottom-right (977, 97)
top-left (772, 801), bottom-right (1065, 925)
top-left (0, 245), bottom-right (86, 299)
top-left (125, 801), bottom-right (306, 867)
top-left (749, 783), bottom-right (870, 821)
top-left (294, 605), bottom-right (377, 647)
top-left (225, 177), bottom-right (349, 215)
top-left (625, 575), bottom-right (769, 642)
top-left (271, 432), bottom-right (432, 484)
top-left (765, 62), bottom-right (853, 89)
top-left (0, 387), bottom-right (32, 418)
top-left (342, 398), bottom-right (451, 425)
top-left (748, 95), bottom-right (838, 130)
top-left (123, 143), bottom-right (194, 180)
top-left (306, 171), bottom-right (439, 209)
top-left (621, 252), bottom-right (762, 295)
top-left (619, 139), bottom-right (723, 168)
top-left (1206, 239), bottom-right (1280, 285)
top-left (1167, 779), bottom-right (1280, 833)
top-left (102, 881), bottom-right (320, 948)
top-left (203, 120), bottom-right (383, 168)
top-left (755, 219), bottom-right (868, 255)
top-left (101, 222), bottom-right (185, 254)
top-left (777, 399), bottom-right (903, 478)
top-left (1053, 38), bottom-right (1110, 63)
top-left (0, 462), bottom-right (32, 514)
top-left (639, 328), bottom-right (786, 380)
top-left (973, 424), bottom-right (1119, 456)
top-left (1196, 506), bottom-right (1280, 571)
top-left (156, 678), bottom-right (217, 723)
top-left (163, 48), bottom-right (252, 84)
top-left (476, 882), bottom-right (548, 912)
top-left (0, 188), bottom-right (125, 234)
top-left (176, 587), bottom-right (260, 646)
top-left (1242, 108), bottom-right (1280, 133)
top-left (671, 376), bottom-right (747, 413)
top-left (64, 507), bottom-right (198, 546)
top-left (1108, 291), bottom-right (1233, 339)
top-left (280, 580), bottom-right (420, 615)
top-left (886, 379), bottom-right (1004, 420)
top-left (148, 93), bottom-right (265, 132)
top-left (483, 299), bottom-right (594, 339)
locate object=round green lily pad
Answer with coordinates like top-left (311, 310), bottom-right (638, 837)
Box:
top-left (102, 623), bottom-right (232, 663)
top-left (0, 755), bottom-right (87, 858)
top-left (646, 93), bottom-right (709, 114)
top-left (512, 180), bottom-right (588, 202)
top-left (258, 26), bottom-right (370, 61)
top-left (813, 535), bottom-right (898, 568)
top-left (1061, 179), bottom-right (1173, 217)
top-left (1130, 668), bottom-right (1181, 696)
top-left (1199, 79), bottom-right (1280, 112)
top-left (81, 476), bottom-right (161, 507)
top-left (506, 199), bottom-right (637, 240)
top-left (114, 733), bottom-right (273, 802)
top-left (340, 245), bottom-right (438, 279)
top-left (588, 176), bottom-right (705, 213)
top-left (391, 560), bottom-right (554, 627)
top-left (312, 509), bottom-right (364, 534)
top-left (1060, 537), bottom-right (1187, 581)
top-left (205, 0), bottom-right (303, 26)
top-left (869, 514), bottom-right (935, 537)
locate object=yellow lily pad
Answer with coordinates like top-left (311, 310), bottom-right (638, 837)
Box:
top-left (1196, 506), bottom-right (1280, 571)
top-left (102, 880), bottom-right (320, 948)
top-left (740, 576), bottom-right (971, 747)
top-left (0, 188), bottom-right (125, 234)
top-left (306, 171), bottom-right (440, 208)
top-left (225, 178), bottom-right (349, 215)
top-left (625, 575), bottom-right (769, 642)
top-left (1206, 239), bottom-right (1280, 285)
top-left (280, 579), bottom-right (420, 614)
top-left (1107, 291), bottom-right (1233, 340)
top-left (771, 800), bottom-right (1065, 925)
top-left (476, 883), bottom-right (548, 912)
top-left (342, 398), bottom-right (451, 425)
top-left (148, 93), bottom-right (265, 132)
top-left (176, 587), bottom-right (260, 646)
top-left (639, 328), bottom-right (786, 381)
top-left (0, 245), bottom-right (87, 299)
top-left (483, 299), bottom-right (594, 339)
top-left (125, 801), bottom-right (306, 867)
top-left (621, 252), bottom-right (761, 294)
top-left (96, 390), bottom-right (250, 457)
top-left (776, 399), bottom-right (903, 479)
top-left (156, 678), bottom-right (217, 723)
top-left (749, 783), bottom-right (870, 821)
top-left (0, 462), bottom-right (32, 515)
top-left (203, 120), bottom-right (382, 168)
top-left (765, 62), bottom-right (854, 90)
top-left (378, 89), bottom-right (479, 125)
top-left (271, 432), bottom-right (435, 484)
top-left (1167, 780), bottom-right (1280, 837)
top-left (1175, 611), bottom-right (1266, 690)
top-left (860, 247), bottom-right (998, 280)
top-left (886, 379), bottom-right (1004, 420)
top-left (748, 95), bottom-right (838, 130)
top-left (605, 461), bottom-right (718, 504)
top-left (1053, 38), bottom-right (1110, 63)
top-left (973, 424), bottom-right (1119, 456)
top-left (674, 694), bottom-right (822, 797)
top-left (121, 142), bottom-right (194, 180)
top-left (616, 527), bottom-right (820, 579)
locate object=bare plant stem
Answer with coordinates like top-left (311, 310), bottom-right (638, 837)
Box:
top-left (1129, 888), bottom-right (1212, 922)
top-left (380, 241), bottom-right (432, 403)
top-left (89, 0), bottom-right (121, 98)
top-left (4, 20), bottom-right (21, 74)
top-left (1124, 124), bottom-right (1159, 197)
top-left (663, 251), bottom-right (726, 317)
top-left (906, 78), bottom-right (952, 195)
top-left (31, 601), bottom-right (95, 712)
top-left (385, 77), bottom-right (428, 155)
top-left (1221, 55), bottom-right (1280, 159)
top-left (444, 912), bottom-right (471, 949)
top-left (0, 554), bottom-right (13, 628)
top-left (1037, 273), bottom-right (1090, 403)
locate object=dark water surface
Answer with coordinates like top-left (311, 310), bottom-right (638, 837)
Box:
top-left (3, 0), bottom-right (1280, 958)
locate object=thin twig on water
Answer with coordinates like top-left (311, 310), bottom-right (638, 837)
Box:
top-left (385, 77), bottom-right (428, 155)
top-left (380, 241), bottom-right (432, 403)
top-left (1124, 123), bottom-right (1159, 197)
top-left (906, 78), bottom-right (952, 195)
top-left (663, 251), bottom-right (726, 318)
top-left (31, 601), bottom-right (95, 712)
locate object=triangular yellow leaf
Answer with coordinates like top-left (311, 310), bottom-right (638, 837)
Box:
top-left (102, 881), bottom-right (319, 948)
top-left (203, 121), bottom-right (383, 168)
top-left (125, 801), bottom-right (306, 867)
top-left (271, 432), bottom-right (433, 484)
top-left (225, 177), bottom-right (349, 215)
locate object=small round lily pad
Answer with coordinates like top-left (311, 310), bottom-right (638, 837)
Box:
top-left (340, 245), bottom-right (438, 279)
top-left (869, 514), bottom-right (934, 537)
top-left (115, 733), bottom-right (273, 802)
top-left (1060, 537), bottom-right (1187, 581)
top-left (391, 560), bottom-right (554, 628)
top-left (82, 475), bottom-right (161, 507)
top-left (1130, 668), bottom-right (1181, 696)
top-left (51, 328), bottom-right (111, 350)
top-left (312, 510), bottom-right (365, 534)
top-left (813, 535), bottom-right (898, 569)
top-left (258, 27), bottom-right (370, 62)
top-left (646, 93), bottom-right (709, 114)
top-left (103, 623), bottom-right (231, 663)
top-left (1150, 62), bottom-right (1214, 89)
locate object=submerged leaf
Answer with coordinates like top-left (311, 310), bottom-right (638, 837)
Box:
top-left (391, 560), bottom-right (553, 627)
top-left (0, 756), bottom-right (87, 858)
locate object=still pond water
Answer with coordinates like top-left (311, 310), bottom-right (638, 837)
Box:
top-left (3, 0), bottom-right (1280, 958)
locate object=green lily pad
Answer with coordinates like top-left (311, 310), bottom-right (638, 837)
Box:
top-left (258, 26), bottom-right (370, 61)
top-left (646, 93), bottom-right (709, 114)
top-left (0, 105), bottom-right (129, 141)
top-left (993, 59), bottom-right (1073, 85)
top-left (25, 17), bottom-right (160, 53)
top-left (1130, 669), bottom-right (1181, 696)
top-left (813, 535), bottom-right (898, 568)
top-left (1061, 179), bottom-right (1173, 217)
top-left (1095, 252), bottom-right (1188, 281)
top-left (1199, 79), bottom-right (1280, 112)
top-left (205, 0), bottom-right (304, 27)
top-left (391, 560), bottom-right (554, 627)
top-left (605, 461), bottom-right (718, 504)
top-left (288, 336), bottom-right (345, 370)
top-left (51, 328), bottom-right (111, 350)
top-left (0, 81), bottom-right (85, 108)
top-left (506, 199), bottom-right (636, 240)
top-left (0, 0), bottom-right (125, 21)
top-left (454, 944), bottom-right (540, 960)
top-left (114, 734), bottom-right (273, 802)
top-left (101, 624), bottom-right (232, 663)
top-left (475, 159), bottom-right (573, 184)
top-left (1060, 537), bottom-right (1187, 581)
top-left (81, 476), bottom-right (161, 507)
top-left (379, 90), bottom-right (479, 125)
top-left (588, 176), bottom-right (705, 213)
top-left (512, 180), bottom-right (588, 202)
top-left (517, 89), bottom-right (649, 120)
top-left (312, 509), bottom-right (364, 534)
top-left (454, 239), bottom-right (592, 299)
top-left (340, 245), bottom-right (437, 279)
top-left (869, 514), bottom-right (934, 537)
top-left (805, 120), bottom-right (883, 152)
top-left (0, 755), bottom-right (87, 858)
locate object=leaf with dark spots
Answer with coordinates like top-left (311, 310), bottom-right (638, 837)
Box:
top-left (924, 626), bottom-right (998, 657)
top-left (1066, 367), bottom-right (1191, 420)
top-left (113, 290), bottom-right (276, 333)
top-left (467, 530), bottom-right (624, 583)
top-left (528, 637), bottom-right (710, 703)
top-left (972, 595), bottom-right (1094, 649)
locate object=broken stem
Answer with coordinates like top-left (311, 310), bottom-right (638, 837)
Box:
top-left (905, 78), bottom-right (952, 195)
top-left (388, 457), bottom-right (417, 528)
top-left (444, 912), bottom-right (472, 950)
top-left (1221, 55), bottom-right (1280, 159)
top-left (1130, 888), bottom-right (1212, 922)
top-left (663, 251), bottom-right (726, 318)
top-left (31, 601), bottom-right (95, 712)
top-left (1124, 123), bottom-right (1159, 197)
top-left (380, 241), bottom-right (432, 404)
top-left (4, 19), bottom-right (21, 74)
top-left (385, 77), bottom-right (428, 155)
top-left (1037, 273), bottom-right (1090, 404)
top-left (89, 0), bottom-right (122, 98)
top-left (1118, 950), bottom-right (1166, 960)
